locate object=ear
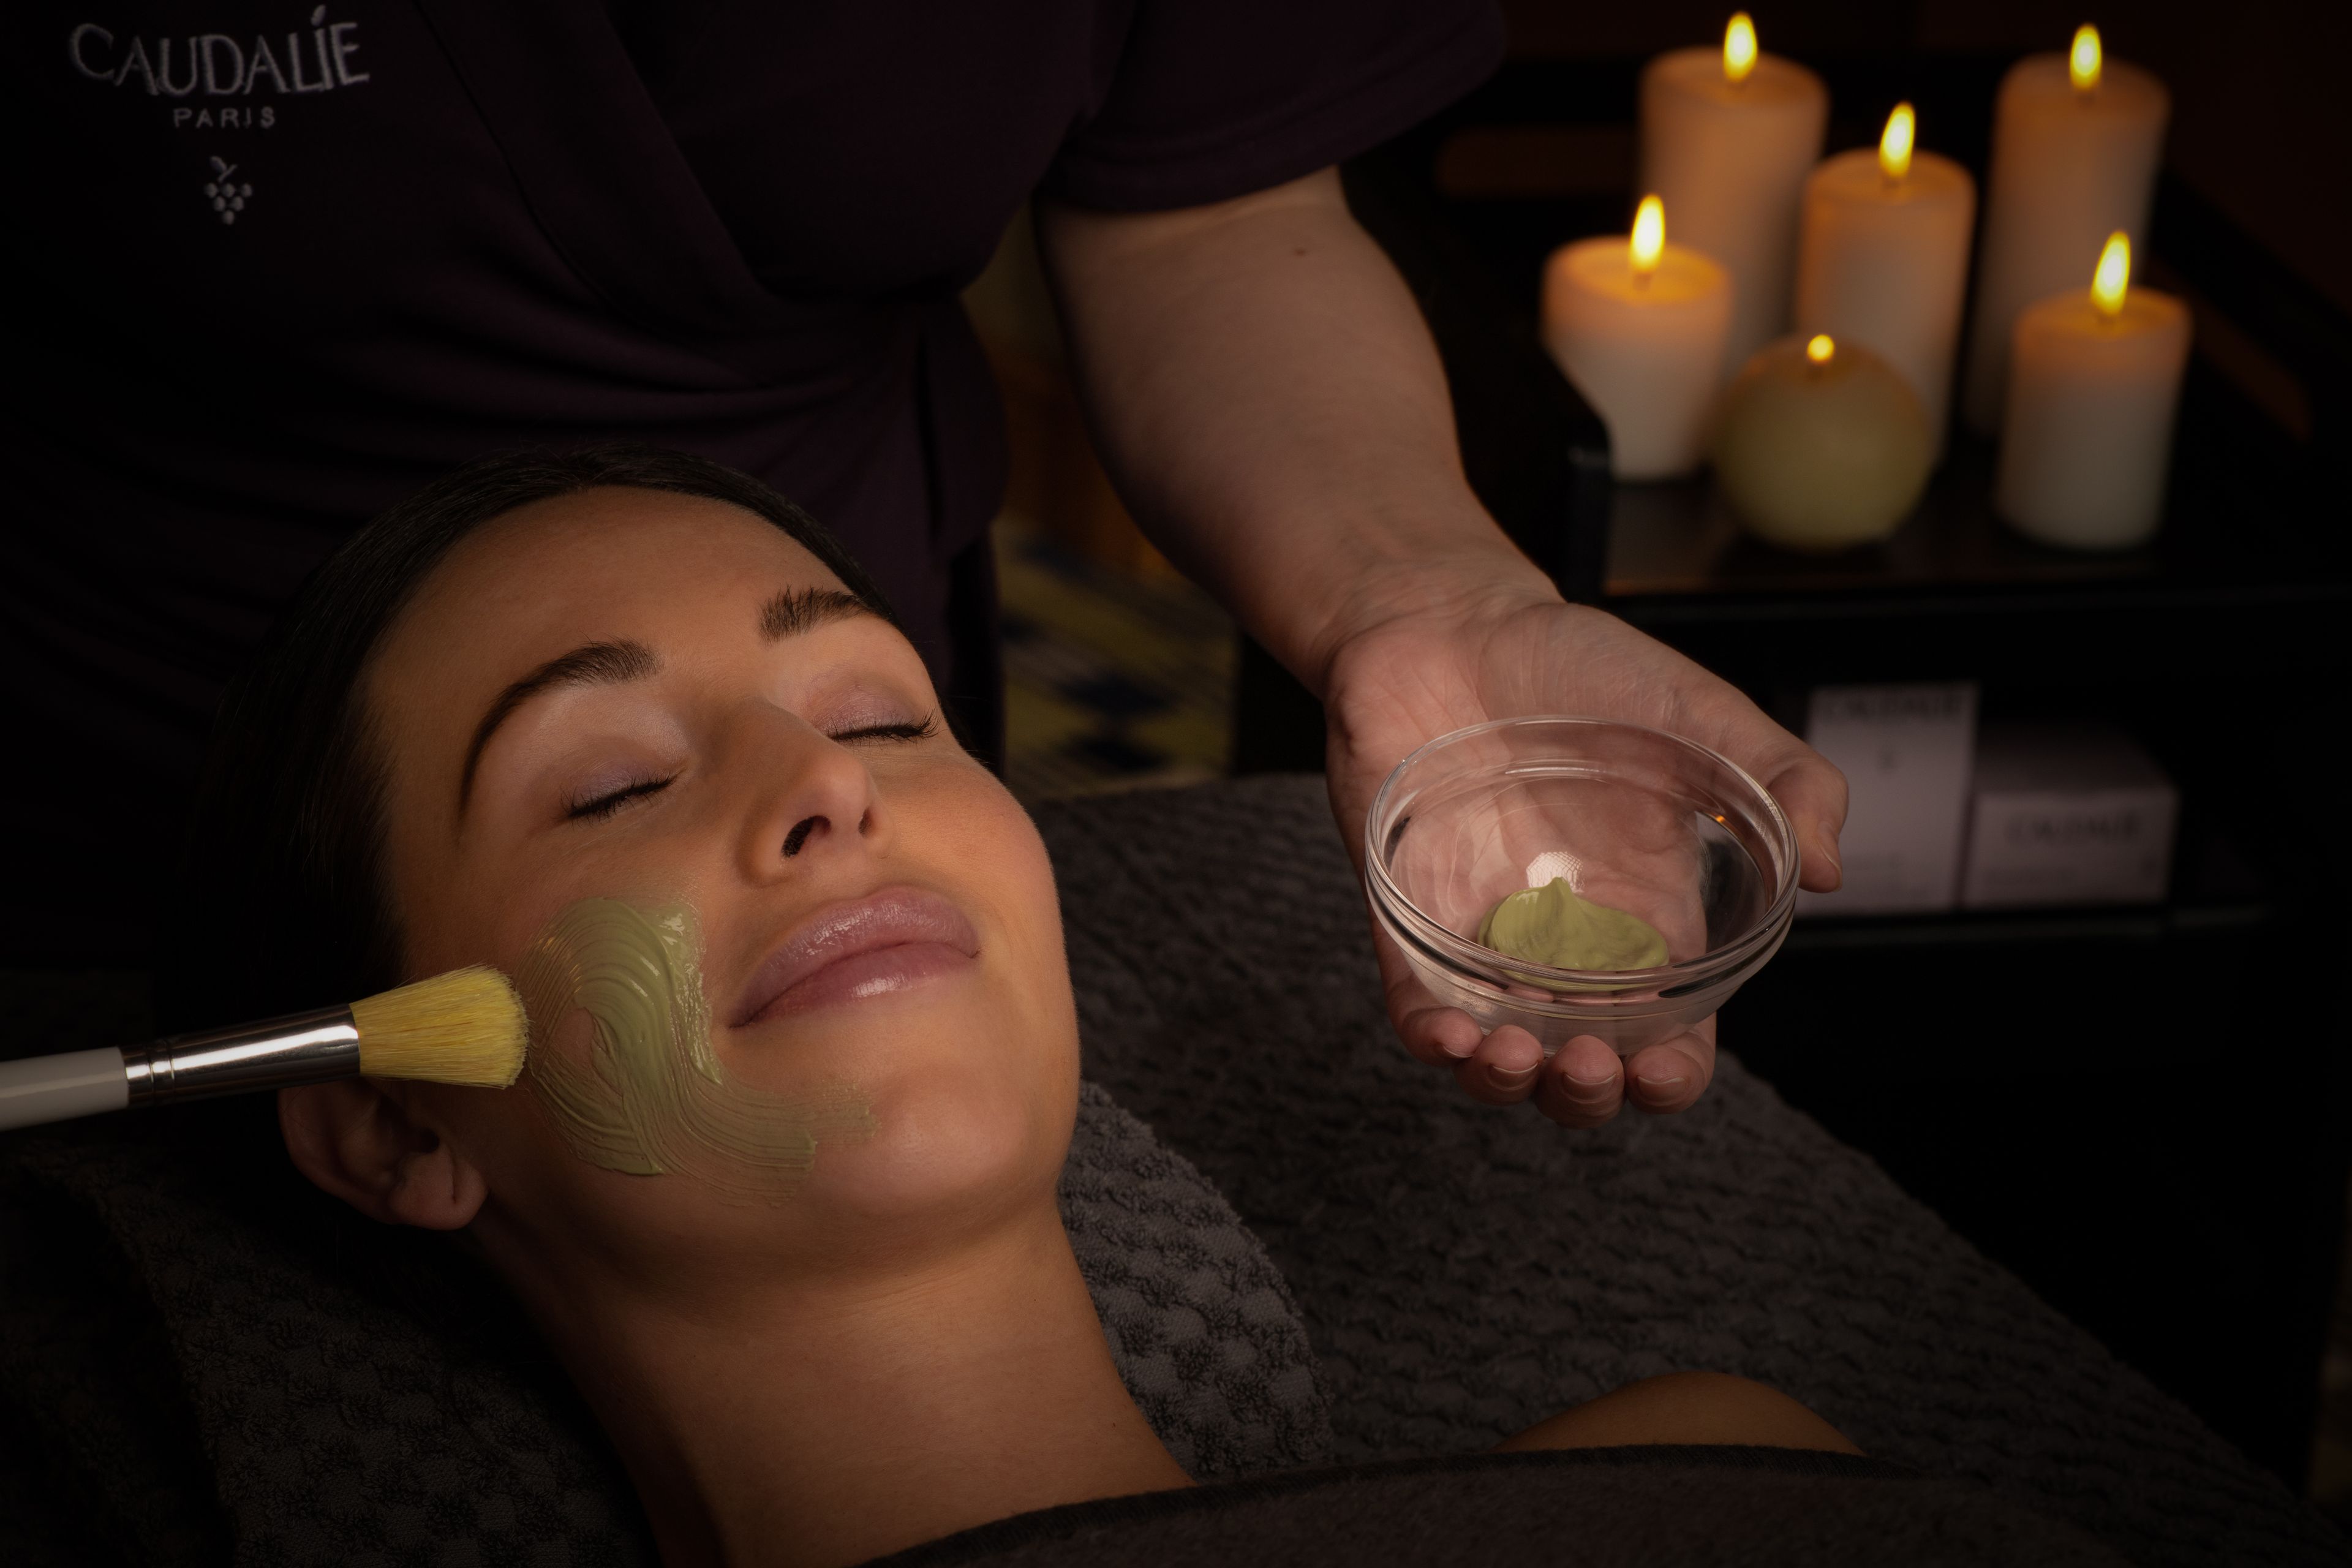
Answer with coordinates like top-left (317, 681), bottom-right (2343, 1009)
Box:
top-left (279, 1079), bottom-right (489, 1231)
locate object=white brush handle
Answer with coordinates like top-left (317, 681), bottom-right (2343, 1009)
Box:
top-left (0, 1009), bottom-right (363, 1133)
top-left (0, 1048), bottom-right (129, 1132)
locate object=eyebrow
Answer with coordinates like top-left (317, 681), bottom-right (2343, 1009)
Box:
top-left (760, 587), bottom-right (877, 641)
top-left (458, 640), bottom-right (658, 813)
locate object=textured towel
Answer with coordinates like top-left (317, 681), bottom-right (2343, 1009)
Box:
top-left (1060, 1082), bottom-right (1331, 1476)
top-left (1035, 775), bottom-right (2347, 1568)
top-left (0, 1084), bottom-right (1327, 1565)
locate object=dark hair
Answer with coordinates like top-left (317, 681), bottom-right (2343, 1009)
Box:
top-left (160, 444), bottom-right (900, 1032)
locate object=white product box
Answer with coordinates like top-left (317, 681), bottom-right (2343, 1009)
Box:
top-left (1961, 725), bottom-right (2177, 908)
top-left (1798, 682), bottom-right (1978, 917)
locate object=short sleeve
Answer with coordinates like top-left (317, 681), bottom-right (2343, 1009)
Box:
top-left (1043, 1), bottom-right (1505, 211)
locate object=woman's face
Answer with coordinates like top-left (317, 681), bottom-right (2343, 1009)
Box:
top-left (357, 487), bottom-right (1077, 1285)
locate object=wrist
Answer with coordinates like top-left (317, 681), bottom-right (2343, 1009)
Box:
top-left (1294, 529), bottom-right (1561, 699)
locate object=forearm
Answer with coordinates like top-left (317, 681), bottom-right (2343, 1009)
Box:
top-left (1035, 168), bottom-right (1554, 695)
top-left (1041, 173), bottom-right (1845, 1125)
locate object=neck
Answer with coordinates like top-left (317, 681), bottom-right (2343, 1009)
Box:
top-left (508, 1204), bottom-right (1189, 1567)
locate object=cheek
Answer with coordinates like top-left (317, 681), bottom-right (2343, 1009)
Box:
top-left (440, 1074), bottom-right (790, 1291)
top-left (924, 770), bottom-right (1063, 956)
top-left (423, 1074), bottom-right (601, 1237)
top-left (932, 778), bottom-right (1077, 1062)
top-left (793, 774), bottom-right (1079, 1219)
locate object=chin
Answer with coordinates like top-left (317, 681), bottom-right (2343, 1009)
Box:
top-left (802, 1023), bottom-right (1077, 1231)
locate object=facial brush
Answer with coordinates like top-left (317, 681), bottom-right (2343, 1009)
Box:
top-left (0, 967), bottom-right (527, 1132)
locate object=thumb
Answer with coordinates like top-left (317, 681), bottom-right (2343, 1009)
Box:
top-left (1764, 752), bottom-right (1848, 893)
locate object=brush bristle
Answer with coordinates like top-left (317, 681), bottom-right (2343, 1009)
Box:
top-left (350, 966), bottom-right (528, 1087)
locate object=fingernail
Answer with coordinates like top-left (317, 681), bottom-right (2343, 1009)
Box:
top-left (1488, 1063), bottom-right (1539, 1091)
top-left (1564, 1066), bottom-right (1614, 1092)
top-left (1633, 1066), bottom-right (1688, 1095)
top-left (1441, 1035), bottom-right (1478, 1060)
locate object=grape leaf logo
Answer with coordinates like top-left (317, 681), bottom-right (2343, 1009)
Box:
top-left (204, 156), bottom-right (252, 225)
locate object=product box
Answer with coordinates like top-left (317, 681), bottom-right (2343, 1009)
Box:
top-left (1961, 725), bottom-right (2177, 908)
top-left (1797, 682), bottom-right (1978, 917)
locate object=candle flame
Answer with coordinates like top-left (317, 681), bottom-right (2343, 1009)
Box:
top-left (1879, 103), bottom-right (1916, 183)
top-left (2092, 231), bottom-right (2130, 318)
top-left (1630, 195), bottom-right (1665, 281)
top-left (1724, 13), bottom-right (1758, 83)
top-left (2070, 24), bottom-right (2102, 92)
top-left (1806, 334), bottom-right (1836, 364)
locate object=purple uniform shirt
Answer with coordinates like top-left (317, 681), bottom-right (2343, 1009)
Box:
top-left (4, 1), bottom-right (1501, 956)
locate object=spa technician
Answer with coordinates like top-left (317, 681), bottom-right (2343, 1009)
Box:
top-left (11, 2), bottom-right (1845, 1127)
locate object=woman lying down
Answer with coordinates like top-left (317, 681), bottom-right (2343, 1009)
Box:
top-left (190, 447), bottom-right (1856, 1567)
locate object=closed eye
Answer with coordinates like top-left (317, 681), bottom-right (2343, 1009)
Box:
top-left (564, 774), bottom-right (676, 822)
top-left (562, 711), bottom-right (934, 821)
top-left (828, 712), bottom-right (940, 745)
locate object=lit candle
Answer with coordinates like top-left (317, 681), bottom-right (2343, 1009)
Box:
top-left (1714, 333), bottom-right (1933, 551)
top-left (1962, 24), bottom-right (2170, 434)
top-left (1792, 104), bottom-right (1977, 459)
top-left (1638, 12), bottom-right (1830, 377)
top-left (1996, 234), bottom-right (2190, 549)
top-left (1541, 196), bottom-right (1732, 480)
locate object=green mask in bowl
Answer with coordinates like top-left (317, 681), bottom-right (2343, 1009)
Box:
top-left (1476, 877), bottom-right (1668, 973)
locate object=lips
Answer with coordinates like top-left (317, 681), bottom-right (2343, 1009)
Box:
top-left (730, 885), bottom-right (980, 1027)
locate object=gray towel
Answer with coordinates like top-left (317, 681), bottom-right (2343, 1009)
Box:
top-left (1061, 1080), bottom-right (1331, 1476)
top-left (1036, 774), bottom-right (2346, 1568)
top-left (0, 1073), bottom-right (1331, 1566)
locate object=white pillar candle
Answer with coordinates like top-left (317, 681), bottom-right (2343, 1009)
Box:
top-left (1793, 105), bottom-right (1977, 461)
top-left (1996, 235), bottom-right (2190, 549)
top-left (1638, 13), bottom-right (1828, 377)
top-left (1542, 197), bottom-right (1732, 480)
top-left (1962, 25), bottom-right (2169, 434)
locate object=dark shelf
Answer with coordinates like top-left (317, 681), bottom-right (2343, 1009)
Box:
top-left (1786, 887), bottom-right (2268, 956)
top-left (1605, 429), bottom-right (2337, 611)
top-left (1589, 287), bottom-right (2348, 684)
top-left (1596, 394), bottom-right (2350, 688)
top-left (1785, 898), bottom-right (2266, 951)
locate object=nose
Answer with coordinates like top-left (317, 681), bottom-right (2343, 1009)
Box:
top-left (730, 712), bottom-right (888, 881)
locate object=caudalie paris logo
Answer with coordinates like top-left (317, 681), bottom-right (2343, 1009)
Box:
top-left (68, 6), bottom-right (374, 132)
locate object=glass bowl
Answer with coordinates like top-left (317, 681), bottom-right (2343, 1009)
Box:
top-left (1363, 717), bottom-right (1798, 1055)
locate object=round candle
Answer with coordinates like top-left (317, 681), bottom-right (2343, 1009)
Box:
top-left (1793, 105), bottom-right (1977, 461)
top-left (1638, 14), bottom-right (1828, 377)
top-left (1962, 26), bottom-right (2170, 434)
top-left (1996, 235), bottom-right (2190, 550)
top-left (1715, 334), bottom-right (1932, 551)
top-left (1542, 197), bottom-right (1731, 480)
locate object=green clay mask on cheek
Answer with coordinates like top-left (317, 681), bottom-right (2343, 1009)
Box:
top-left (1477, 877), bottom-right (1670, 971)
top-left (516, 898), bottom-right (873, 1202)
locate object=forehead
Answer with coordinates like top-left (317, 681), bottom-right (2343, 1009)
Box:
top-left (429, 488), bottom-right (837, 621)
top-left (377, 488), bottom-right (844, 666)
top-left (363, 488), bottom-right (875, 758)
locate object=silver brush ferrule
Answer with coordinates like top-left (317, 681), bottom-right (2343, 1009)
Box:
top-left (121, 1006), bottom-right (361, 1107)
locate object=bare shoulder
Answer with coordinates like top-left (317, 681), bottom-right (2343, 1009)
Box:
top-left (1498, 1371), bottom-right (1862, 1456)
